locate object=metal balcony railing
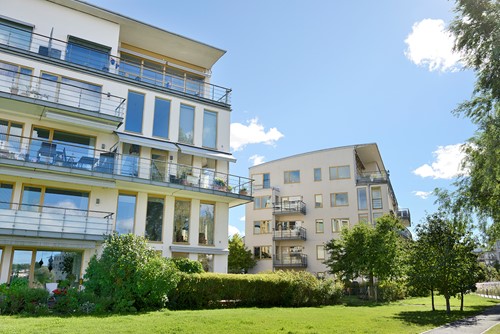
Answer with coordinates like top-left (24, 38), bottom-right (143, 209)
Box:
top-left (397, 208), bottom-right (411, 226)
top-left (0, 28), bottom-right (232, 105)
top-left (272, 200), bottom-right (306, 215)
top-left (0, 201), bottom-right (113, 241)
top-left (0, 68), bottom-right (125, 118)
top-left (273, 254), bottom-right (308, 268)
top-left (272, 227), bottom-right (307, 241)
top-left (0, 133), bottom-right (253, 196)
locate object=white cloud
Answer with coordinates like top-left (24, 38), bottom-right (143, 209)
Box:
top-left (404, 18), bottom-right (462, 72)
top-left (249, 154), bottom-right (265, 166)
top-left (412, 191), bottom-right (433, 200)
top-left (413, 144), bottom-right (467, 179)
top-left (230, 118), bottom-right (284, 151)
top-left (239, 216), bottom-right (245, 222)
top-left (228, 225), bottom-right (242, 237)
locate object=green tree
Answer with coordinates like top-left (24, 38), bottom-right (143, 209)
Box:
top-left (84, 233), bottom-right (180, 312)
top-left (228, 234), bottom-right (256, 274)
top-left (324, 214), bottom-right (405, 301)
top-left (445, 0), bottom-right (500, 238)
top-left (407, 238), bottom-right (438, 310)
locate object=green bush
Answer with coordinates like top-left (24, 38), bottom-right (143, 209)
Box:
top-left (378, 280), bottom-right (407, 302)
top-left (169, 257), bottom-right (204, 274)
top-left (168, 271), bottom-right (343, 310)
top-left (84, 233), bottom-right (181, 312)
top-left (0, 280), bottom-right (49, 315)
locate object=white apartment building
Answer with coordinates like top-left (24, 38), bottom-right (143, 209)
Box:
top-left (0, 0), bottom-right (252, 286)
top-left (245, 144), bottom-right (410, 276)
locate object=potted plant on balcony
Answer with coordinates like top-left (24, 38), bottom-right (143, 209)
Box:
top-left (10, 85), bottom-right (19, 94)
top-left (239, 187), bottom-right (248, 195)
top-left (213, 177), bottom-right (227, 191)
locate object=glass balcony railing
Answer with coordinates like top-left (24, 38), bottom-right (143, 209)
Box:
top-left (272, 200), bottom-right (306, 215)
top-left (356, 171), bottom-right (389, 184)
top-left (0, 29), bottom-right (232, 105)
top-left (0, 133), bottom-right (253, 197)
top-left (0, 68), bottom-right (125, 118)
top-left (273, 254), bottom-right (308, 268)
top-left (272, 227), bottom-right (307, 241)
top-left (0, 201), bottom-right (113, 241)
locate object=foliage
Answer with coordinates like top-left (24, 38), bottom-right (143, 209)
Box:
top-left (378, 280), bottom-right (407, 302)
top-left (0, 280), bottom-right (49, 315)
top-left (170, 257), bottom-right (204, 274)
top-left (84, 233), bottom-right (180, 312)
top-left (444, 0), bottom-right (500, 239)
top-left (227, 234), bottom-right (256, 274)
top-left (168, 271), bottom-right (343, 310)
top-left (324, 214), bottom-right (406, 300)
top-left (479, 263), bottom-right (500, 282)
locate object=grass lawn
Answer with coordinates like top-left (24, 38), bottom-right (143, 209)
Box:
top-left (0, 295), bottom-right (498, 334)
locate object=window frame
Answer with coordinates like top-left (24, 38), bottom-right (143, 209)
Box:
top-left (329, 165), bottom-right (351, 180)
top-left (152, 97), bottom-right (171, 139)
top-left (254, 246), bottom-right (272, 259)
top-left (314, 194), bottom-right (323, 208)
top-left (316, 245), bottom-right (325, 260)
top-left (330, 192), bottom-right (349, 207)
top-left (313, 168), bottom-right (322, 181)
top-left (253, 220), bottom-right (271, 234)
top-left (179, 103), bottom-right (195, 144)
top-left (124, 90), bottom-right (145, 134)
top-left (199, 202), bottom-right (215, 245)
top-left (315, 219), bottom-right (324, 233)
top-left (284, 170), bottom-right (300, 184)
top-left (202, 110), bottom-right (217, 149)
top-left (145, 196), bottom-right (165, 242)
top-left (332, 218), bottom-right (350, 233)
top-left (371, 186), bottom-right (383, 209)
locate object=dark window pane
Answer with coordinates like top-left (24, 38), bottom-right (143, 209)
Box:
top-left (153, 98), bottom-right (170, 139)
top-left (125, 91), bottom-right (144, 133)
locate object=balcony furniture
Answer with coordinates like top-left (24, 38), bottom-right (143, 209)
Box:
top-left (37, 142), bottom-right (57, 163)
top-left (77, 156), bottom-right (98, 170)
top-left (54, 148), bottom-right (67, 166)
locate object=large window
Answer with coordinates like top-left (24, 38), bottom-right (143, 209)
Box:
top-left (116, 194), bottom-right (136, 234)
top-left (330, 193), bottom-right (349, 207)
top-left (21, 186), bottom-right (89, 214)
top-left (0, 183), bottom-right (13, 209)
top-left (332, 218), bottom-right (349, 232)
top-left (316, 245), bottom-right (325, 260)
top-left (254, 246), bottom-right (271, 259)
top-left (66, 36), bottom-right (110, 71)
top-left (0, 18), bottom-right (32, 50)
top-left (254, 196), bottom-right (271, 209)
top-left (153, 98), bottom-right (170, 139)
top-left (179, 104), bottom-right (194, 144)
top-left (199, 203), bottom-right (215, 245)
top-left (371, 187), bottom-right (383, 209)
top-left (315, 194), bottom-right (323, 208)
top-left (33, 250), bottom-right (82, 287)
top-left (202, 110), bottom-right (217, 148)
top-left (254, 220), bottom-right (271, 234)
top-left (174, 199), bottom-right (191, 243)
top-left (314, 168), bottom-right (322, 181)
top-left (359, 213), bottom-right (369, 224)
top-left (357, 188), bottom-right (368, 210)
top-left (0, 119), bottom-right (23, 153)
top-left (0, 61), bottom-right (32, 93)
top-left (145, 197), bottom-right (164, 242)
top-left (121, 143), bottom-right (140, 177)
top-left (10, 249), bottom-right (32, 284)
top-left (125, 91), bottom-right (144, 133)
top-left (329, 166), bottom-right (351, 180)
top-left (263, 173), bottom-right (271, 189)
top-left (284, 170), bottom-right (300, 183)
top-left (315, 219), bottom-right (324, 233)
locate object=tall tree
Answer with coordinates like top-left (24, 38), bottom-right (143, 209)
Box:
top-left (446, 0), bottom-right (500, 238)
top-left (227, 234), bottom-right (256, 274)
top-left (324, 214), bottom-right (405, 301)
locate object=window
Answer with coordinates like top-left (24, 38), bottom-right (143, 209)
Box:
top-left (21, 186), bottom-right (89, 214)
top-left (145, 197), bottom-right (164, 242)
top-left (0, 18), bottom-right (32, 50)
top-left (33, 250), bottom-right (82, 287)
top-left (179, 104), bottom-right (194, 144)
top-left (121, 143), bottom-right (140, 177)
top-left (314, 168), bottom-right (322, 181)
top-left (0, 183), bottom-right (13, 209)
top-left (116, 194), bottom-right (136, 234)
top-left (202, 110), bottom-right (217, 148)
top-left (371, 187), bottom-right (382, 209)
top-left (263, 173), bottom-right (270, 189)
top-left (330, 193), bottom-right (349, 207)
top-left (10, 249), bottom-right (32, 284)
top-left (199, 203), bottom-right (215, 245)
top-left (332, 218), bottom-right (349, 232)
top-left (254, 196), bottom-right (271, 209)
top-left (254, 246), bottom-right (271, 259)
top-left (357, 188), bottom-right (368, 210)
top-left (359, 213), bottom-right (369, 224)
top-left (66, 36), bottom-right (110, 71)
top-left (174, 199), bottom-right (191, 243)
top-left (0, 61), bottom-right (32, 93)
top-left (315, 194), bottom-right (323, 208)
top-left (198, 254), bottom-right (214, 272)
top-left (153, 98), bottom-right (170, 139)
top-left (151, 149), bottom-right (168, 181)
top-left (315, 219), bottom-right (324, 233)
top-left (254, 220), bottom-right (271, 234)
top-left (373, 212), bottom-right (383, 224)
top-left (316, 245), bottom-right (325, 260)
top-left (329, 166), bottom-right (351, 180)
top-left (284, 170), bottom-right (300, 183)
top-left (0, 119), bottom-right (23, 154)
top-left (125, 91), bottom-right (144, 133)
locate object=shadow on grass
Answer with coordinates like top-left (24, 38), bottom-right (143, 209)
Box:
top-left (393, 305), bottom-right (495, 327)
top-left (341, 295), bottom-right (388, 307)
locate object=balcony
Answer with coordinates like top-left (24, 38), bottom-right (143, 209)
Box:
top-left (356, 171), bottom-right (389, 185)
top-left (0, 202), bottom-right (113, 241)
top-left (399, 227), bottom-right (413, 240)
top-left (273, 254), bottom-right (308, 268)
top-left (0, 29), bottom-right (231, 105)
top-left (0, 134), bottom-right (253, 199)
top-left (273, 227), bottom-right (307, 241)
top-left (0, 68), bottom-right (125, 124)
top-left (272, 200), bottom-right (306, 215)
top-left (397, 208), bottom-right (411, 227)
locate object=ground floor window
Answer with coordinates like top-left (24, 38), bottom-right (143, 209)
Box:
top-left (145, 197), bottom-right (164, 242)
top-left (198, 253), bottom-right (214, 272)
top-left (174, 199), bottom-right (191, 243)
top-left (199, 203), bottom-right (214, 245)
top-left (116, 194), bottom-right (136, 234)
top-left (254, 246), bottom-right (272, 259)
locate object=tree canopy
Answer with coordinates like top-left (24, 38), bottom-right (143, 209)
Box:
top-left (227, 234), bottom-right (256, 274)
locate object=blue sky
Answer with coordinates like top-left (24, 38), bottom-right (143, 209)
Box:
top-left (87, 0), bottom-right (476, 237)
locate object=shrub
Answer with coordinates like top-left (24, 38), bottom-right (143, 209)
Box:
top-left (378, 280), bottom-right (407, 302)
top-left (0, 279), bottom-right (49, 315)
top-left (169, 257), bottom-right (204, 274)
top-left (84, 233), bottom-right (180, 312)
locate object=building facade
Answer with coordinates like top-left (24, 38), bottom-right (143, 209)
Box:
top-left (0, 0), bottom-right (252, 286)
top-left (245, 144), bottom-right (410, 276)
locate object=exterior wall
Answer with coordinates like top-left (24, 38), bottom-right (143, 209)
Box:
top-left (245, 144), bottom-right (401, 276)
top-left (0, 0), bottom-right (247, 285)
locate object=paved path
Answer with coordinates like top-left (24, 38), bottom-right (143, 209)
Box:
top-left (423, 302), bottom-right (500, 334)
